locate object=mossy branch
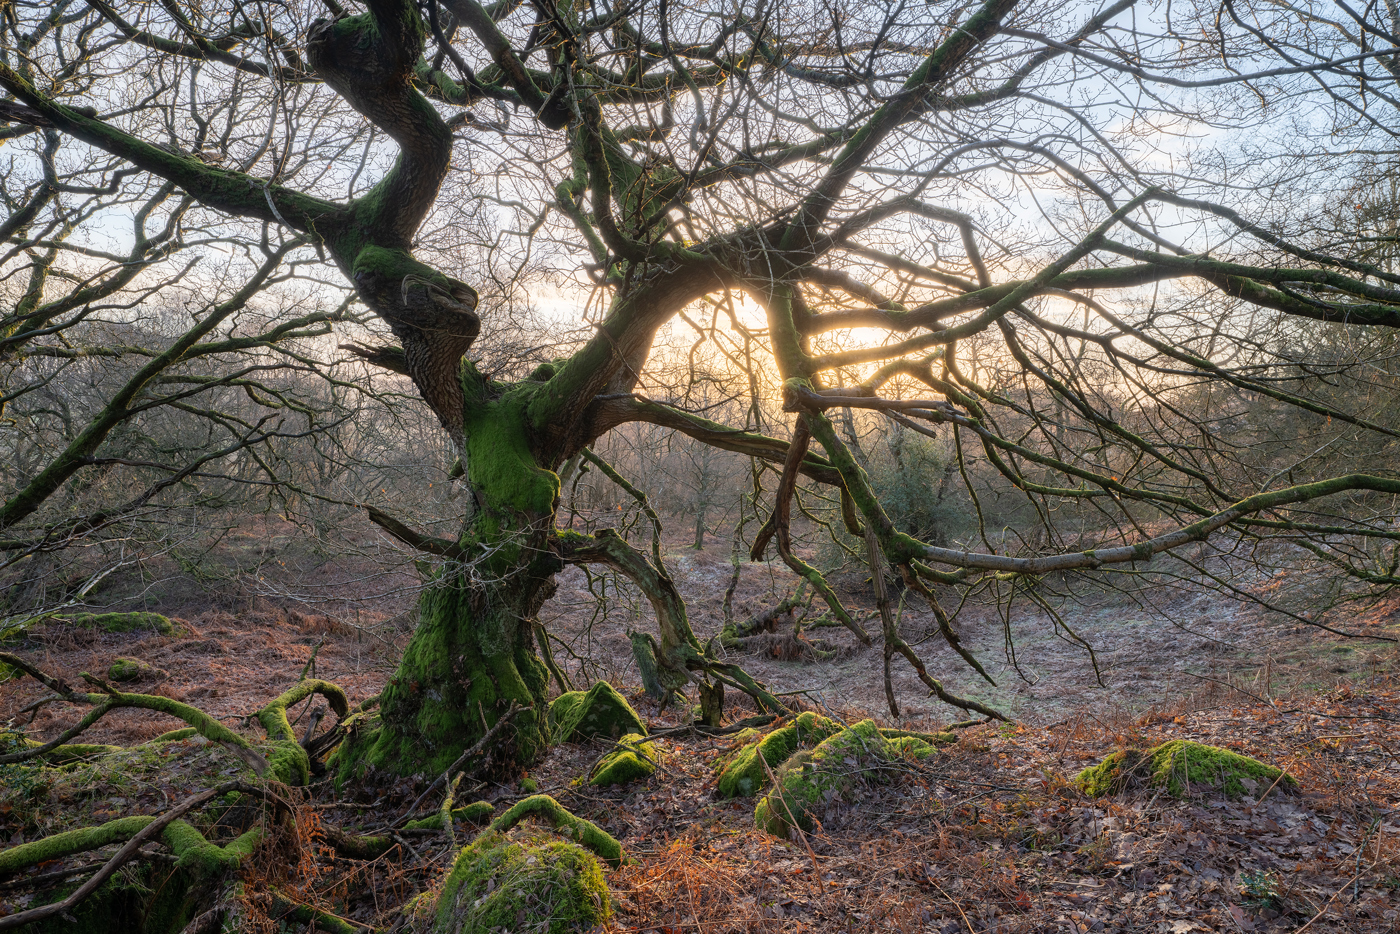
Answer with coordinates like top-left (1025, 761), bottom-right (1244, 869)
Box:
top-left (0, 654), bottom-right (268, 773)
top-left (257, 679), bottom-right (351, 743)
top-left (488, 795), bottom-right (624, 868)
top-left (270, 896), bottom-right (370, 934)
top-left (0, 782), bottom-right (281, 931)
top-left (0, 61), bottom-right (336, 231)
top-left (0, 816), bottom-right (154, 875)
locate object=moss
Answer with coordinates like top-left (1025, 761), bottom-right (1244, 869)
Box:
top-left (489, 795), bottom-right (624, 868)
top-left (886, 735), bottom-right (939, 760)
top-left (590, 733), bottom-right (659, 787)
top-left (63, 612), bottom-right (176, 635)
top-left (754, 719), bottom-right (890, 840)
top-left (548, 690), bottom-right (584, 729)
top-left (1075, 740), bottom-right (1296, 798)
top-left (334, 569), bottom-right (553, 781)
top-left (550, 682), bottom-right (646, 743)
top-left (431, 831), bottom-right (611, 934)
top-left (107, 657), bottom-right (164, 682)
top-left (462, 384), bottom-right (560, 530)
top-left (880, 728), bottom-right (956, 746)
top-left (163, 820), bottom-right (256, 876)
top-left (262, 739), bottom-right (311, 786)
top-left (0, 815), bottom-right (156, 874)
top-left (272, 900), bottom-right (363, 934)
top-left (0, 731), bottom-right (125, 763)
top-left (351, 244), bottom-right (450, 288)
top-left (256, 679), bottom-right (350, 742)
top-left (713, 728), bottom-right (761, 770)
top-left (715, 712), bottom-right (840, 799)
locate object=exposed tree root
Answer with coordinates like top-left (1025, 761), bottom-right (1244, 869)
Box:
top-left (488, 795), bottom-right (624, 869)
top-left (269, 896), bottom-right (369, 934)
top-left (555, 528), bottom-right (789, 717)
top-left (257, 679), bottom-right (350, 743)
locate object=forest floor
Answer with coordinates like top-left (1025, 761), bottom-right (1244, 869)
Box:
top-left (2, 517), bottom-right (1399, 931)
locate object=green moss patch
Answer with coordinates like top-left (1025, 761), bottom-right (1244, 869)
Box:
top-left (61, 612), bottom-right (178, 635)
top-left (107, 657), bottom-right (166, 682)
top-left (715, 712), bottom-right (841, 799)
top-left (431, 831), bottom-right (611, 934)
top-left (755, 719), bottom-right (903, 840)
top-left (403, 801), bottom-right (495, 832)
top-left (590, 733), bottom-right (659, 787)
top-left (550, 682), bottom-right (646, 742)
top-left (1075, 740), bottom-right (1296, 799)
top-left (886, 735), bottom-right (940, 760)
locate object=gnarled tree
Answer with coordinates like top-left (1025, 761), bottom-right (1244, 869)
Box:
top-left (5, 0), bottom-right (1400, 778)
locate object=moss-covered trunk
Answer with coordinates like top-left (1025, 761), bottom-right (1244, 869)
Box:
top-left (339, 379), bottom-right (564, 779)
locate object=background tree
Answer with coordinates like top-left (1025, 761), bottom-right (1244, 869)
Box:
top-left (5, 0), bottom-right (1400, 780)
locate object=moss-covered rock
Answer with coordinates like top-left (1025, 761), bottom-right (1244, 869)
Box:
top-left (886, 734), bottom-right (940, 760)
top-left (754, 719), bottom-right (893, 839)
top-left (1075, 740), bottom-right (1296, 798)
top-left (63, 612), bottom-right (178, 635)
top-left (430, 831), bottom-right (611, 934)
top-left (590, 733), bottom-right (659, 786)
top-left (549, 682), bottom-right (646, 742)
top-left (107, 657), bottom-right (167, 682)
top-left (715, 712), bottom-right (841, 798)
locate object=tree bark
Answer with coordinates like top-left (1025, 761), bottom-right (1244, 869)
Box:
top-left (336, 378), bottom-right (562, 779)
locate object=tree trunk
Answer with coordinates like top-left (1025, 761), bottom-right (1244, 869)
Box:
top-left (336, 383), bottom-right (563, 780)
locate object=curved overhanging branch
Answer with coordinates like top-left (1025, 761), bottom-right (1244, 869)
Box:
top-left (796, 389), bottom-right (1400, 640)
top-left (912, 474), bottom-right (1400, 585)
top-left (304, 1), bottom-right (483, 444)
top-left (581, 391), bottom-right (841, 484)
top-left (554, 528), bottom-right (789, 714)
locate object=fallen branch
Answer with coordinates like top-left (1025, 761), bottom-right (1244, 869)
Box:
top-left (0, 654), bottom-right (269, 773)
top-left (0, 781), bottom-right (284, 931)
